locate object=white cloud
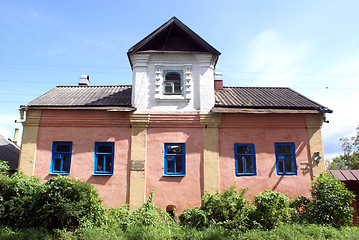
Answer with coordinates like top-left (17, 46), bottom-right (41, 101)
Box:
top-left (243, 30), bottom-right (311, 87)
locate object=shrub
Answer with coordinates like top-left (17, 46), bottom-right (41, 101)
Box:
top-left (29, 175), bottom-right (106, 230)
top-left (180, 186), bottom-right (249, 230)
top-left (308, 172), bottom-right (355, 227)
top-left (290, 195), bottom-right (311, 223)
top-left (0, 167), bottom-right (41, 228)
top-left (179, 207), bottom-right (208, 229)
top-left (251, 189), bottom-right (293, 229)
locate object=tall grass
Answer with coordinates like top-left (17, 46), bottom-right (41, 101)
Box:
top-left (1, 224), bottom-right (358, 240)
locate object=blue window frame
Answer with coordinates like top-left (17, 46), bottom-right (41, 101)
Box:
top-left (164, 143), bottom-right (185, 176)
top-left (275, 142), bottom-right (297, 175)
top-left (94, 142), bottom-right (114, 175)
top-left (234, 143), bottom-right (256, 176)
top-left (50, 141), bottom-right (72, 174)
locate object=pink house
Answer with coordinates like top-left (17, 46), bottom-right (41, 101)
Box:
top-left (18, 17), bottom-right (331, 214)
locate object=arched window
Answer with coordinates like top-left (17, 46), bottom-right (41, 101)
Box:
top-left (163, 70), bottom-right (182, 95)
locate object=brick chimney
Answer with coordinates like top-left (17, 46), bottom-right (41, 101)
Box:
top-left (214, 72), bottom-right (223, 90)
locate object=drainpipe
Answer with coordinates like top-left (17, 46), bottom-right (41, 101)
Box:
top-left (15, 105), bottom-right (28, 123)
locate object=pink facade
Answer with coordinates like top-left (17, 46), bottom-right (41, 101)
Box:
top-left (219, 114), bottom-right (312, 199)
top-left (32, 110), bottom-right (314, 211)
top-left (35, 110), bottom-right (131, 207)
top-left (146, 127), bottom-right (203, 214)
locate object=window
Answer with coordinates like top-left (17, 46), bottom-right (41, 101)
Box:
top-left (275, 142), bottom-right (297, 175)
top-left (164, 143), bottom-right (185, 176)
top-left (94, 142), bottom-right (114, 175)
top-left (50, 141), bottom-right (72, 174)
top-left (234, 143), bottom-right (256, 176)
top-left (163, 70), bottom-right (182, 95)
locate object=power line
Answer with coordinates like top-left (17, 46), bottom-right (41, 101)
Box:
top-left (1, 62), bottom-right (359, 78)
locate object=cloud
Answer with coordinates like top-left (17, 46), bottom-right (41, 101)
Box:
top-left (243, 30), bottom-right (311, 87)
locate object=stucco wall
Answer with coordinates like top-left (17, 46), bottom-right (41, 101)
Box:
top-left (218, 113), bottom-right (312, 199)
top-left (34, 110), bottom-right (131, 207)
top-left (131, 53), bottom-right (214, 113)
top-left (146, 127), bottom-right (203, 214)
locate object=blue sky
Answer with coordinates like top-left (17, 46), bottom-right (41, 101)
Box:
top-left (1, 0), bottom-right (358, 161)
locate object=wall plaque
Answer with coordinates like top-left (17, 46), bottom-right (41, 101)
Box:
top-left (131, 160), bottom-right (145, 171)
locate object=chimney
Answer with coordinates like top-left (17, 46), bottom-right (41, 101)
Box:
top-left (214, 72), bottom-right (223, 90)
top-left (13, 128), bottom-right (19, 145)
top-left (78, 75), bottom-right (90, 86)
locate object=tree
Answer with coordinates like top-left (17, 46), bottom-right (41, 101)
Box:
top-left (328, 126), bottom-right (359, 170)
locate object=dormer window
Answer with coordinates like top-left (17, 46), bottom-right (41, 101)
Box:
top-left (163, 70), bottom-right (183, 95)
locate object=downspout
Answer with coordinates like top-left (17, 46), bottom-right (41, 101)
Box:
top-left (15, 105), bottom-right (28, 123)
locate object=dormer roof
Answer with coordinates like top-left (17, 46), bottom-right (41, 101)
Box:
top-left (128, 17), bottom-right (220, 66)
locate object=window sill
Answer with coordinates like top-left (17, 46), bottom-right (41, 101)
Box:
top-left (236, 174), bottom-right (256, 177)
top-left (49, 172), bottom-right (69, 175)
top-left (93, 172), bottom-right (113, 176)
top-left (163, 173), bottom-right (186, 177)
top-left (277, 173), bottom-right (297, 176)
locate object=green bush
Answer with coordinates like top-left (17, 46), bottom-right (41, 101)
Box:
top-left (0, 166), bottom-right (41, 228)
top-left (251, 189), bottom-right (293, 229)
top-left (290, 195), bottom-right (311, 223)
top-left (308, 172), bottom-right (355, 227)
top-left (180, 186), bottom-right (249, 230)
top-left (179, 207), bottom-right (208, 229)
top-left (29, 176), bottom-right (106, 230)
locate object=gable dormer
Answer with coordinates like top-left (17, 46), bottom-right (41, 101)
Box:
top-left (128, 17), bottom-right (221, 113)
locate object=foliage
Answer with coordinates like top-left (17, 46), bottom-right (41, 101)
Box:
top-left (29, 175), bottom-right (106, 230)
top-left (328, 126), bottom-right (359, 170)
top-left (180, 186), bottom-right (250, 230)
top-left (307, 171), bottom-right (355, 227)
top-left (179, 207), bottom-right (208, 229)
top-left (240, 223), bottom-right (359, 240)
top-left (0, 168), bottom-right (41, 228)
top-left (290, 195), bottom-right (311, 223)
top-left (250, 189), bottom-right (293, 229)
top-left (1, 223), bottom-right (359, 240)
top-left (0, 161), bottom-right (10, 175)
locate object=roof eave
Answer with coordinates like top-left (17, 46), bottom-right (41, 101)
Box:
top-left (24, 105), bottom-right (136, 112)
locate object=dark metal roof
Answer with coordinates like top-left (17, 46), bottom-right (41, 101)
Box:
top-left (0, 136), bottom-right (19, 171)
top-left (128, 17), bottom-right (220, 67)
top-left (329, 170), bottom-right (359, 181)
top-left (27, 85), bottom-right (133, 108)
top-left (214, 87), bottom-right (332, 113)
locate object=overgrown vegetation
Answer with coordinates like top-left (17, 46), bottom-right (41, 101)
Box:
top-left (0, 160), bottom-right (357, 239)
top-left (328, 125), bottom-right (359, 170)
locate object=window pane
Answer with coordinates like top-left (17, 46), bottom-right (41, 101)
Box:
top-left (277, 145), bottom-right (292, 154)
top-left (167, 145), bottom-right (183, 154)
top-left (166, 72), bottom-right (181, 81)
top-left (237, 145), bottom-right (252, 154)
top-left (54, 155), bottom-right (62, 171)
top-left (176, 156), bottom-right (183, 173)
top-left (286, 155), bottom-right (294, 172)
top-left (62, 154), bottom-right (70, 172)
top-left (167, 161), bottom-right (174, 173)
top-left (278, 160), bottom-right (285, 173)
top-left (237, 156), bottom-right (244, 173)
top-left (246, 156), bottom-right (253, 173)
top-left (165, 82), bottom-right (173, 93)
top-left (98, 145), bottom-right (113, 154)
top-left (105, 155), bottom-right (113, 172)
top-left (97, 155), bottom-right (104, 172)
top-left (56, 144), bottom-right (70, 153)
